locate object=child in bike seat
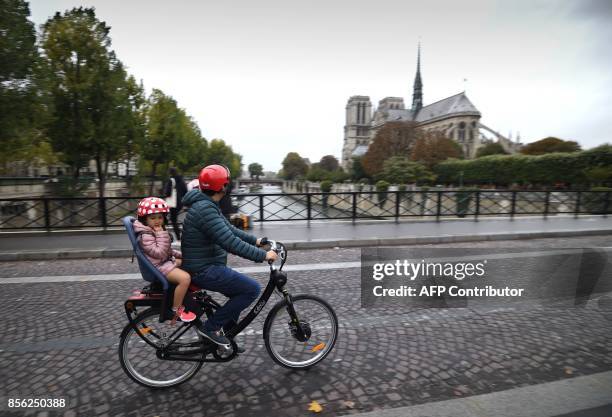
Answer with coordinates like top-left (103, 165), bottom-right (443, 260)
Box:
top-left (134, 197), bottom-right (196, 323)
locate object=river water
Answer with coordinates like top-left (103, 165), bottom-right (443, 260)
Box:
top-left (233, 185), bottom-right (349, 221)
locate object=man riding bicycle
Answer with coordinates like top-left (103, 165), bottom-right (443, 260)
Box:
top-left (180, 164), bottom-right (278, 347)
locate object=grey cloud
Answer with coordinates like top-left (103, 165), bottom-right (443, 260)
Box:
top-left (571, 0), bottom-right (612, 20)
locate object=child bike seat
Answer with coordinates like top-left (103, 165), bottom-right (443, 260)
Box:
top-left (122, 216), bottom-right (170, 291)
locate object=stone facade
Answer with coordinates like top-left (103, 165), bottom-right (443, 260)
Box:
top-left (341, 48), bottom-right (521, 170)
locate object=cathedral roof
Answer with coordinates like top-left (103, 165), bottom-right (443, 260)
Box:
top-left (373, 92), bottom-right (481, 126)
top-left (387, 109), bottom-right (412, 121)
top-left (414, 92), bottom-right (481, 122)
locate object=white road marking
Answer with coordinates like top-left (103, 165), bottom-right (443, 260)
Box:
top-left (0, 262), bottom-right (361, 284)
top-left (1, 248), bottom-right (610, 284)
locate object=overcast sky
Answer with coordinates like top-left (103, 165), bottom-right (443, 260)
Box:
top-left (29, 0), bottom-right (612, 171)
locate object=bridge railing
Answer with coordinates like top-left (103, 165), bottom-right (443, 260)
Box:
top-left (0, 190), bottom-right (609, 230)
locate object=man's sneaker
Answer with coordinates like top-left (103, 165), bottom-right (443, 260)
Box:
top-left (175, 306), bottom-right (196, 323)
top-left (196, 326), bottom-right (230, 347)
top-left (217, 344), bottom-right (245, 357)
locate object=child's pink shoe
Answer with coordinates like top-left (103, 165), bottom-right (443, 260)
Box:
top-left (175, 306), bottom-right (196, 322)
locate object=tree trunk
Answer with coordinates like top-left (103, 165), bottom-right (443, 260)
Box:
top-left (94, 156), bottom-right (106, 227)
top-left (95, 156), bottom-right (106, 198)
top-left (149, 162), bottom-right (158, 195)
top-left (125, 158), bottom-right (132, 190)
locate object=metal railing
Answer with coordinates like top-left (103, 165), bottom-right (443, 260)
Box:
top-left (0, 190), bottom-right (610, 231)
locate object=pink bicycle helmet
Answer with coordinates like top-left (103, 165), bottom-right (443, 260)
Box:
top-left (137, 197), bottom-right (169, 217)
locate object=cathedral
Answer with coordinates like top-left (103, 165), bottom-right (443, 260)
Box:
top-left (341, 46), bottom-right (521, 170)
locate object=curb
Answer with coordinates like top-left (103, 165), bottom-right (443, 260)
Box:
top-left (1, 228), bottom-right (611, 261)
top-left (0, 215), bottom-right (607, 238)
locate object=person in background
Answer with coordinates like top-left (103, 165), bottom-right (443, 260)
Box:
top-left (218, 180), bottom-right (236, 219)
top-left (164, 167), bottom-right (187, 240)
top-left (187, 178), bottom-right (200, 192)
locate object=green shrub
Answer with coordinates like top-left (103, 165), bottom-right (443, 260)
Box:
top-left (320, 180), bottom-right (333, 193)
top-left (455, 187), bottom-right (478, 217)
top-left (375, 180), bottom-right (390, 207)
top-left (434, 148), bottom-right (612, 188)
top-left (375, 180), bottom-right (389, 192)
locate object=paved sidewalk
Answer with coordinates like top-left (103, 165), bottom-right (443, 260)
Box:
top-left (0, 215), bottom-right (611, 261)
top-left (350, 370), bottom-right (612, 417)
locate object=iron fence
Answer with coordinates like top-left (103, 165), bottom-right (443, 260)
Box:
top-left (0, 190), bottom-right (610, 231)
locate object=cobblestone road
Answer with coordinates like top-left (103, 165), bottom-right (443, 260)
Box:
top-left (1, 235), bottom-right (611, 416)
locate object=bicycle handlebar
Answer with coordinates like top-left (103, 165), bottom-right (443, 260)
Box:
top-left (265, 239), bottom-right (286, 270)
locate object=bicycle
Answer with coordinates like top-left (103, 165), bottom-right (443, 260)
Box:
top-left (118, 216), bottom-right (338, 388)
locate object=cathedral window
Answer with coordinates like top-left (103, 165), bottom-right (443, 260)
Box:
top-left (458, 122), bottom-right (466, 142)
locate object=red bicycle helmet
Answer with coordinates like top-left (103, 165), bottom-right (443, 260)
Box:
top-left (198, 164), bottom-right (230, 192)
top-left (137, 197), bottom-right (169, 217)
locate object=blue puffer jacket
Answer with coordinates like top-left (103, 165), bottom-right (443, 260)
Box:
top-left (180, 190), bottom-right (266, 274)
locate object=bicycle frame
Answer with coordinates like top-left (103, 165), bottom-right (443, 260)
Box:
top-left (123, 261), bottom-right (292, 364)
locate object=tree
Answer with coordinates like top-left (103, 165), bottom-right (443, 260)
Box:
top-left (379, 156), bottom-right (435, 185)
top-left (0, 0), bottom-right (37, 83)
top-left (350, 156), bottom-right (368, 181)
top-left (521, 137), bottom-right (581, 155)
top-left (584, 166), bottom-right (612, 186)
top-left (307, 162), bottom-right (347, 183)
top-left (248, 162), bottom-right (263, 180)
top-left (25, 139), bottom-right (60, 175)
top-left (142, 89), bottom-right (185, 192)
top-left (411, 131), bottom-right (463, 168)
top-left (90, 59), bottom-right (137, 197)
top-left (362, 122), bottom-right (421, 177)
top-left (174, 116), bottom-right (208, 173)
top-left (0, 0), bottom-right (55, 174)
top-left (202, 138), bottom-right (242, 179)
top-left (281, 152), bottom-right (308, 180)
top-left (319, 155), bottom-right (339, 171)
top-left (476, 142), bottom-right (508, 158)
top-left (305, 163), bottom-right (324, 181)
top-left (140, 88), bottom-right (210, 192)
top-left (41, 7), bottom-right (132, 197)
top-left (121, 75), bottom-right (146, 184)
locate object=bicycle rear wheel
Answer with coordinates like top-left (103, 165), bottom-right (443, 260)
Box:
top-left (119, 308), bottom-right (204, 388)
top-left (263, 294), bottom-right (338, 369)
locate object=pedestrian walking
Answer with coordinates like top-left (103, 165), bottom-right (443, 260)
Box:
top-left (164, 167), bottom-right (187, 240)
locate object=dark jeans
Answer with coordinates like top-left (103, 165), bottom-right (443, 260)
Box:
top-left (191, 265), bottom-right (261, 332)
top-left (169, 207), bottom-right (181, 240)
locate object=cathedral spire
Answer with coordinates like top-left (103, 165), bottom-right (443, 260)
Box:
top-left (412, 43), bottom-right (423, 112)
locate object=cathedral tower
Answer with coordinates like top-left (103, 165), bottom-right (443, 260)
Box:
top-left (411, 44), bottom-right (423, 113)
top-left (342, 96), bottom-right (372, 169)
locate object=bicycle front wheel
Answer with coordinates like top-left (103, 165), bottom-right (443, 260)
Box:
top-left (119, 308), bottom-right (204, 388)
top-left (263, 294), bottom-right (338, 369)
